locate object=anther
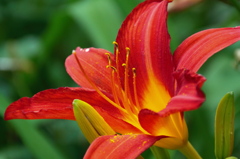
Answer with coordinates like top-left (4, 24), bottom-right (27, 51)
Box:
top-left (105, 53), bottom-right (117, 71)
top-left (112, 41), bottom-right (121, 76)
top-left (132, 67), bottom-right (140, 110)
top-left (112, 41), bottom-right (118, 47)
top-left (125, 47), bottom-right (130, 56)
top-left (132, 68), bottom-right (136, 75)
top-left (106, 65), bottom-right (117, 71)
top-left (113, 42), bottom-right (119, 56)
top-left (105, 53), bottom-right (112, 66)
top-left (105, 53), bottom-right (111, 57)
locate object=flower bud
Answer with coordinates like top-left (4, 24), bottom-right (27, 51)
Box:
top-left (73, 99), bottom-right (115, 143)
top-left (215, 92), bottom-right (235, 159)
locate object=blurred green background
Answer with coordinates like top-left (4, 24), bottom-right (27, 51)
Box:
top-left (0, 0), bottom-right (240, 158)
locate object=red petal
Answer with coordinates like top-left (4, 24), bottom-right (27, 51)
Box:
top-left (65, 47), bottom-right (113, 92)
top-left (174, 27), bottom-right (240, 72)
top-left (4, 87), bottom-right (143, 135)
top-left (139, 110), bottom-right (188, 149)
top-left (4, 87), bottom-right (121, 120)
top-left (84, 134), bottom-right (161, 159)
top-left (160, 69), bottom-right (206, 116)
top-left (139, 70), bottom-right (204, 140)
top-left (116, 0), bottom-right (174, 96)
top-left (139, 110), bottom-right (179, 135)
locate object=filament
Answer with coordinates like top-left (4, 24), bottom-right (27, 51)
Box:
top-left (132, 68), bottom-right (141, 110)
top-left (72, 51), bottom-right (125, 112)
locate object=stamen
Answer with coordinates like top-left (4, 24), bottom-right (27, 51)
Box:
top-left (105, 51), bottom-right (126, 109)
top-left (105, 52), bottom-right (124, 106)
top-left (112, 41), bottom-right (119, 50)
top-left (109, 69), bottom-right (126, 108)
top-left (121, 47), bottom-right (134, 114)
top-left (104, 45), bottom-right (148, 130)
top-left (105, 53), bottom-right (112, 66)
top-left (132, 68), bottom-right (141, 110)
top-left (72, 51), bottom-right (125, 112)
top-left (105, 61), bottom-right (121, 107)
top-left (109, 69), bottom-right (121, 106)
top-left (113, 41), bottom-right (121, 87)
top-left (124, 47), bottom-right (130, 94)
top-left (105, 60), bottom-right (137, 122)
top-left (113, 41), bottom-right (119, 68)
top-left (106, 65), bottom-right (117, 71)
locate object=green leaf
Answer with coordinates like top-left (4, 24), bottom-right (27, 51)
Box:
top-left (68, 0), bottom-right (123, 52)
top-left (215, 92), bottom-right (235, 159)
top-left (220, 0), bottom-right (240, 13)
top-left (0, 95), bottom-right (67, 159)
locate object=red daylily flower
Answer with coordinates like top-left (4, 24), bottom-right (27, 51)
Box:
top-left (4, 0), bottom-right (240, 158)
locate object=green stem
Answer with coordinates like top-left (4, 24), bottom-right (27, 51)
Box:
top-left (178, 141), bottom-right (202, 159)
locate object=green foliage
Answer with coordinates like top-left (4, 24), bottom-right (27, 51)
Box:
top-left (150, 146), bottom-right (170, 159)
top-left (0, 0), bottom-right (240, 158)
top-left (0, 95), bottom-right (67, 159)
